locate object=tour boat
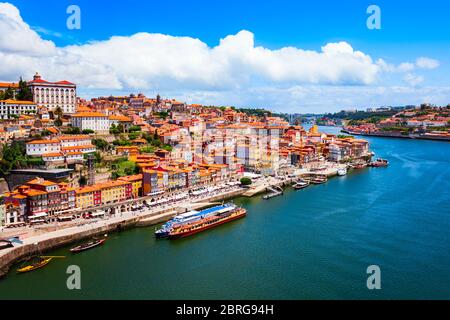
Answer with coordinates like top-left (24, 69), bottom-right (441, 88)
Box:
top-left (70, 238), bottom-right (106, 253)
top-left (337, 168), bottom-right (347, 176)
top-left (155, 203), bottom-right (237, 238)
top-left (293, 180), bottom-right (310, 190)
top-left (17, 256), bottom-right (53, 273)
top-left (167, 205), bottom-right (246, 239)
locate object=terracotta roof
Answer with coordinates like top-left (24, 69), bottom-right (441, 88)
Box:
top-left (27, 139), bottom-right (60, 145)
top-left (0, 99), bottom-right (36, 105)
top-left (71, 112), bottom-right (107, 118)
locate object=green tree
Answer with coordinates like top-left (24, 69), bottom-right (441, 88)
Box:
top-left (54, 117), bottom-right (62, 127)
top-left (240, 177), bottom-right (252, 186)
top-left (92, 138), bottom-right (109, 151)
top-left (129, 125), bottom-right (142, 132)
top-left (16, 77), bottom-right (33, 101)
top-left (78, 176), bottom-right (87, 186)
top-left (2, 86), bottom-right (15, 100)
top-left (82, 129), bottom-right (95, 134)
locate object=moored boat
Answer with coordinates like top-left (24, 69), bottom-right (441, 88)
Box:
top-left (337, 168), bottom-right (347, 176)
top-left (293, 180), bottom-right (310, 190)
top-left (310, 175), bottom-right (328, 184)
top-left (70, 238), bottom-right (106, 253)
top-left (17, 256), bottom-right (53, 273)
top-left (167, 205), bottom-right (246, 239)
top-left (155, 203), bottom-right (238, 238)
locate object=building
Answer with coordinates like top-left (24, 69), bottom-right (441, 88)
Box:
top-left (0, 99), bottom-right (37, 119)
top-left (0, 82), bottom-right (18, 99)
top-left (70, 112), bottom-right (110, 133)
top-left (26, 139), bottom-right (61, 156)
top-left (118, 174), bottom-right (143, 198)
top-left (27, 72), bottom-right (77, 114)
top-left (3, 178), bottom-right (76, 224)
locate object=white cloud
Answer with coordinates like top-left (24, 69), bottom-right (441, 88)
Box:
top-left (0, 2), bottom-right (381, 90)
top-left (416, 57), bottom-right (440, 70)
top-left (0, 2), bottom-right (446, 112)
top-left (403, 73), bottom-right (424, 86)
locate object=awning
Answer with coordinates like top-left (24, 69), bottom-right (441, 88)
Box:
top-left (91, 211), bottom-right (105, 217)
top-left (29, 212), bottom-right (48, 219)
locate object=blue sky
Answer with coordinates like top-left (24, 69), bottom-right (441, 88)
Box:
top-left (1, 0), bottom-right (449, 112)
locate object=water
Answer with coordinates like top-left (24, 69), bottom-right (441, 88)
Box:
top-left (1, 127), bottom-right (450, 299)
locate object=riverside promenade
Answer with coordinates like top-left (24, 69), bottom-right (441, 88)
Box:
top-left (0, 186), bottom-right (246, 278)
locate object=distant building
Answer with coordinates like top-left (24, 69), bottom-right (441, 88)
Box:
top-left (27, 72), bottom-right (77, 114)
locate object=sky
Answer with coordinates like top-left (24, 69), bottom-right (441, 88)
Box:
top-left (0, 0), bottom-right (449, 113)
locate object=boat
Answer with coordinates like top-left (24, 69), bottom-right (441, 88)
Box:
top-left (167, 206), bottom-right (247, 239)
top-left (70, 238), bottom-right (106, 253)
top-left (337, 168), bottom-right (347, 176)
top-left (310, 175), bottom-right (328, 184)
top-left (293, 180), bottom-right (310, 190)
top-left (17, 256), bottom-right (53, 273)
top-left (369, 158), bottom-right (389, 167)
top-left (155, 203), bottom-right (237, 238)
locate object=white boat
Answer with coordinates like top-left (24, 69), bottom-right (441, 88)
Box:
top-left (337, 168), bottom-right (347, 176)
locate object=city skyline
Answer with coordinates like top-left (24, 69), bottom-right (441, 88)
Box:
top-left (0, 0), bottom-right (449, 113)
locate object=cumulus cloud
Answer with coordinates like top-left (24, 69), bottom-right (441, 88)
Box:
top-left (0, 2), bottom-right (382, 90)
top-left (0, 2), bottom-right (446, 112)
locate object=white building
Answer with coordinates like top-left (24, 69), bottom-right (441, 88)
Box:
top-left (26, 135), bottom-right (96, 157)
top-left (26, 139), bottom-right (61, 156)
top-left (70, 112), bottom-right (110, 133)
top-left (0, 99), bottom-right (37, 119)
top-left (28, 73), bottom-right (77, 114)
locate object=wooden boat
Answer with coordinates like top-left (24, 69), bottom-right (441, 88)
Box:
top-left (70, 238), bottom-right (106, 253)
top-left (17, 256), bottom-right (53, 273)
top-left (293, 181), bottom-right (310, 190)
top-left (310, 176), bottom-right (328, 184)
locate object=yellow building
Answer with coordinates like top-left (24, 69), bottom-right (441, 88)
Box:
top-left (118, 174), bottom-right (143, 198)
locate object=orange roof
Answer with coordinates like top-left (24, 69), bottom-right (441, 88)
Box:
top-left (118, 174), bottom-right (143, 182)
top-left (27, 178), bottom-right (58, 187)
top-left (27, 139), bottom-right (60, 145)
top-left (57, 135), bottom-right (91, 141)
top-left (0, 82), bottom-right (19, 89)
top-left (0, 99), bottom-right (36, 105)
top-left (109, 115), bottom-right (132, 121)
top-left (42, 152), bottom-right (64, 157)
top-left (71, 112), bottom-right (107, 118)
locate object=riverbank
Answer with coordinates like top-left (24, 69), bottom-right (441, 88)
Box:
top-left (342, 129), bottom-right (450, 141)
top-left (0, 187), bottom-right (246, 278)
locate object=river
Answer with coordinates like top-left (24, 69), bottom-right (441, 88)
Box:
top-left (1, 126), bottom-right (449, 299)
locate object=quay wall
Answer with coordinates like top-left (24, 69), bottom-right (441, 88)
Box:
top-left (0, 188), bottom-right (246, 278)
